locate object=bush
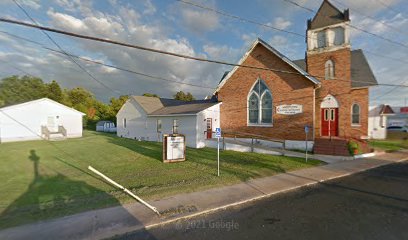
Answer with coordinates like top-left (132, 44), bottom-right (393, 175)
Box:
top-left (348, 140), bottom-right (360, 156)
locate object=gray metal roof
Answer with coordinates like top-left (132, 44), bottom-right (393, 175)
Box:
top-left (292, 50), bottom-right (378, 88)
top-left (132, 96), bottom-right (219, 116)
top-left (309, 0), bottom-right (349, 30)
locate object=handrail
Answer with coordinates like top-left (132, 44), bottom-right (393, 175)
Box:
top-left (222, 130), bottom-right (285, 143)
top-left (58, 125), bottom-right (67, 137)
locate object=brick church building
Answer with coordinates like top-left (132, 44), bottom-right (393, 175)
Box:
top-left (214, 0), bottom-right (377, 153)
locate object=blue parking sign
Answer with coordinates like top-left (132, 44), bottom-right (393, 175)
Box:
top-left (215, 128), bottom-right (221, 138)
top-left (304, 125), bottom-right (309, 133)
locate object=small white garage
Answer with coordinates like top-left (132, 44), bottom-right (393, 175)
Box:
top-left (0, 98), bottom-right (85, 143)
top-left (116, 96), bottom-right (221, 148)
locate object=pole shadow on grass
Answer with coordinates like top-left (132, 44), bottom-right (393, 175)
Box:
top-left (0, 150), bottom-right (158, 240)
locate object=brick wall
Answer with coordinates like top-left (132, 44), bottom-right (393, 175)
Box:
top-left (217, 43), bottom-right (316, 141)
top-left (307, 48), bottom-right (369, 139)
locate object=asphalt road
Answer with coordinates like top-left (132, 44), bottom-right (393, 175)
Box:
top-left (114, 161), bottom-right (408, 240)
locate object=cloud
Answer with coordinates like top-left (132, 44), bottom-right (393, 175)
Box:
top-left (13, 5), bottom-right (226, 100)
top-left (143, 0), bottom-right (156, 15)
top-left (178, 6), bottom-right (219, 34)
top-left (0, 0), bottom-right (41, 9)
top-left (269, 17), bottom-right (292, 30)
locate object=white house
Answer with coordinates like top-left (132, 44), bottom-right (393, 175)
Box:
top-left (0, 98), bottom-right (85, 143)
top-left (368, 104), bottom-right (395, 139)
top-left (116, 96), bottom-right (221, 148)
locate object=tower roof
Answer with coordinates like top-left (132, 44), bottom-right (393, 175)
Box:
top-left (308, 0), bottom-right (349, 30)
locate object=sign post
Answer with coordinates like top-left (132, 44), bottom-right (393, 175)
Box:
top-left (304, 125), bottom-right (309, 162)
top-left (215, 127), bottom-right (221, 176)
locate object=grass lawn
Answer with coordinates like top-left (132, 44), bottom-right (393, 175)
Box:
top-left (0, 131), bottom-right (322, 229)
top-left (369, 139), bottom-right (408, 151)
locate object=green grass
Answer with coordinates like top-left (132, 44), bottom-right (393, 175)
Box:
top-left (369, 139), bottom-right (408, 151)
top-left (0, 131), bottom-right (322, 229)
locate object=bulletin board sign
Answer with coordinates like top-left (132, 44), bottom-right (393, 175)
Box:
top-left (162, 134), bottom-right (186, 163)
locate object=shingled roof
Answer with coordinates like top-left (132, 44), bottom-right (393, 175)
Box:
top-left (131, 96), bottom-right (219, 116)
top-left (308, 0), bottom-right (349, 30)
top-left (292, 49), bottom-right (378, 88)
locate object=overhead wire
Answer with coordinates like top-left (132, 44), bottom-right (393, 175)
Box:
top-left (0, 19), bottom-right (407, 88)
top-left (12, 0), bottom-right (121, 94)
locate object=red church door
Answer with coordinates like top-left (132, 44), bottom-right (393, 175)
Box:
top-left (321, 108), bottom-right (338, 137)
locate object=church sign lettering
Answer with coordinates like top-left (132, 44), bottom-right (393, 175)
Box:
top-left (276, 104), bottom-right (303, 115)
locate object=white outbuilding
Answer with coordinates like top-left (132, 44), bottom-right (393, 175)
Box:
top-left (116, 96), bottom-right (221, 148)
top-left (96, 121), bottom-right (116, 133)
top-left (368, 104), bottom-right (395, 139)
top-left (0, 98), bottom-right (85, 143)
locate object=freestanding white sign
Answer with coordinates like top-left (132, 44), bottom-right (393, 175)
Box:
top-left (166, 136), bottom-right (185, 160)
top-left (276, 104), bottom-right (303, 115)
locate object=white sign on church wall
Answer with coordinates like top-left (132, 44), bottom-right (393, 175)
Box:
top-left (276, 104), bottom-right (303, 115)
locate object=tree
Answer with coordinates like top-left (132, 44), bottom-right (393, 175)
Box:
top-left (0, 75), bottom-right (47, 106)
top-left (66, 87), bottom-right (93, 106)
top-left (46, 80), bottom-right (63, 102)
top-left (108, 95), bottom-right (129, 121)
top-left (174, 91), bottom-right (195, 101)
top-left (142, 93), bottom-right (159, 98)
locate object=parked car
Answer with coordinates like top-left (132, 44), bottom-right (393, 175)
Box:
top-left (387, 126), bottom-right (408, 132)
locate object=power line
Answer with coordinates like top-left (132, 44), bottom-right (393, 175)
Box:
top-left (12, 0), bottom-right (121, 95)
top-left (282, 0), bottom-right (408, 50)
top-left (177, 0), bottom-right (408, 67)
top-left (329, 0), bottom-right (408, 36)
top-left (376, 0), bottom-right (402, 16)
top-left (176, 0), bottom-right (306, 39)
top-left (0, 31), bottom-right (215, 89)
top-left (1, 19), bottom-right (407, 88)
top-left (0, 58), bottom-right (35, 76)
top-left (363, 50), bottom-right (408, 64)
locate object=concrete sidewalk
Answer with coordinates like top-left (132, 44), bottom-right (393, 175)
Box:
top-left (1, 151), bottom-right (407, 240)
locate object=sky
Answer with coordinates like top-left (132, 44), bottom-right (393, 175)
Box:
top-left (0, 0), bottom-right (407, 106)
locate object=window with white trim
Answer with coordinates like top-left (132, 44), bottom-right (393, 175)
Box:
top-left (317, 31), bottom-right (326, 48)
top-left (325, 60), bottom-right (335, 80)
top-left (352, 104), bottom-right (360, 125)
top-left (157, 119), bottom-right (162, 132)
top-left (333, 27), bottom-right (345, 46)
top-left (248, 79), bottom-right (272, 125)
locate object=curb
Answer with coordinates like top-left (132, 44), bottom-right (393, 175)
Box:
top-left (138, 156), bottom-right (408, 233)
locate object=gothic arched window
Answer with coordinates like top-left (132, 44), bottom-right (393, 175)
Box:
top-left (248, 79), bottom-right (272, 125)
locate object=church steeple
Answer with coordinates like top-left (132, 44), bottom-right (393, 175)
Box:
top-left (306, 0), bottom-right (350, 54)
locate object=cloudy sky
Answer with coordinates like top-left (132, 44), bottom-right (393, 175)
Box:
top-left (0, 0), bottom-right (407, 106)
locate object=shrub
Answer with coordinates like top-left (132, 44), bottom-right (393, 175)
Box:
top-left (348, 140), bottom-right (360, 156)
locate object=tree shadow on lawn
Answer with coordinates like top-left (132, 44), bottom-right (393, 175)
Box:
top-left (0, 150), bottom-right (157, 239)
top-left (103, 134), bottom-right (163, 162)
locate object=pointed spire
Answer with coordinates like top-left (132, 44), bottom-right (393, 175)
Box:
top-left (308, 0), bottom-right (349, 30)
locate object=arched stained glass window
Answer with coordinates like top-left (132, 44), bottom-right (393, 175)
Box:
top-left (248, 78), bottom-right (272, 125)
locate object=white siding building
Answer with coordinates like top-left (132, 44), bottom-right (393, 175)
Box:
top-left (368, 105), bottom-right (395, 139)
top-left (117, 96), bottom-right (221, 148)
top-left (0, 98), bottom-right (85, 143)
